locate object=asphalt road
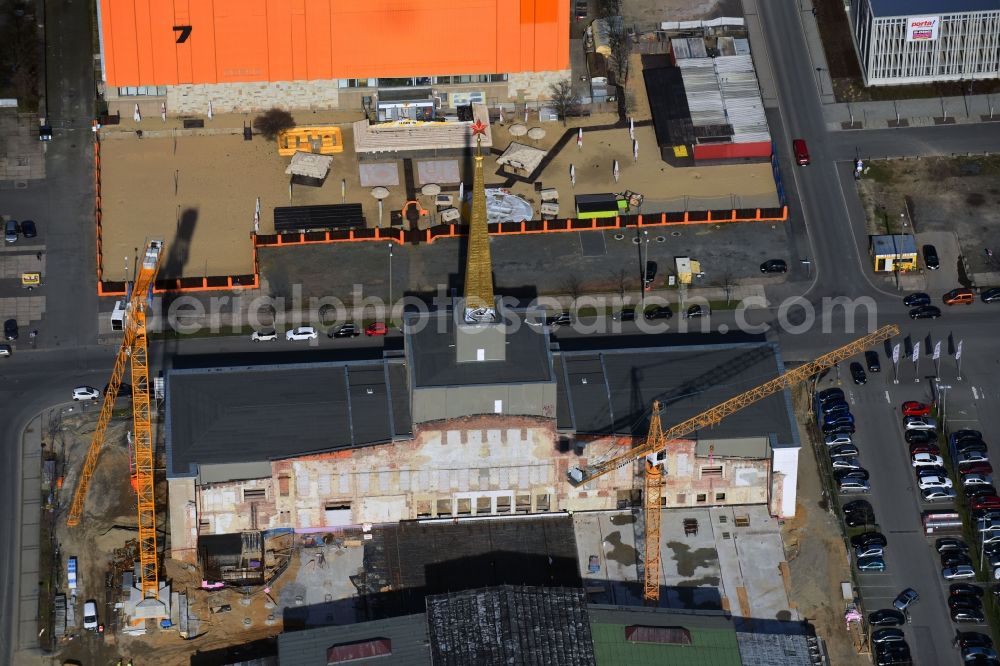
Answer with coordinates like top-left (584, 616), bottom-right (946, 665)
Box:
top-left (2, 0), bottom-right (1000, 663)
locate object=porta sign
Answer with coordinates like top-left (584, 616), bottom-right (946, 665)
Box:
top-left (906, 16), bottom-right (939, 42)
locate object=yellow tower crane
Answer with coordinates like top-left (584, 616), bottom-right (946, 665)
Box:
top-left (67, 239), bottom-right (164, 601)
top-left (568, 324), bottom-right (900, 603)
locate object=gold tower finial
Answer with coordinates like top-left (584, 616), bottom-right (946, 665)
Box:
top-left (463, 119), bottom-right (497, 323)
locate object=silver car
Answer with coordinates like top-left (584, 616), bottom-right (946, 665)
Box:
top-left (4, 219), bottom-right (18, 243)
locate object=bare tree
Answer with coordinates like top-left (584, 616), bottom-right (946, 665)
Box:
top-left (253, 108), bottom-right (296, 140)
top-left (607, 20), bottom-right (631, 87)
top-left (562, 274), bottom-right (584, 305)
top-left (610, 268), bottom-right (630, 301)
top-left (716, 270), bottom-right (738, 306)
top-left (596, 0), bottom-right (621, 19)
top-left (548, 79), bottom-right (581, 126)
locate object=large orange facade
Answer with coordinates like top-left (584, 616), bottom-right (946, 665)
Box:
top-left (99, 0), bottom-right (569, 87)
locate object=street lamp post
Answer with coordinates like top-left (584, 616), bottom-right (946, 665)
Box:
top-left (641, 230), bottom-right (649, 309)
top-left (388, 242), bottom-right (393, 323)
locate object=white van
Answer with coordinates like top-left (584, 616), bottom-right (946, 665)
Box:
top-left (111, 300), bottom-right (126, 332)
top-left (83, 600), bottom-right (98, 630)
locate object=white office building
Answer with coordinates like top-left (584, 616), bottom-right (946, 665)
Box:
top-left (848, 0), bottom-right (1000, 86)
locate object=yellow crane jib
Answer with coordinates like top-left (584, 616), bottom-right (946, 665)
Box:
top-left (67, 239), bottom-right (164, 600)
top-left (566, 324), bottom-right (900, 487)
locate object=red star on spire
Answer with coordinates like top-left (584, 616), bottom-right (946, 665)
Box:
top-left (471, 119), bottom-right (488, 136)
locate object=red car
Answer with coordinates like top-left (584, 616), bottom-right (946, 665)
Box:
top-left (971, 495), bottom-right (1000, 510)
top-left (909, 442), bottom-right (940, 456)
top-left (902, 401), bottom-right (932, 417)
top-left (960, 462), bottom-right (993, 477)
top-left (365, 322), bottom-right (388, 336)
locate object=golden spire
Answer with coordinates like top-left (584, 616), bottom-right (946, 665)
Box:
top-left (463, 119), bottom-right (497, 323)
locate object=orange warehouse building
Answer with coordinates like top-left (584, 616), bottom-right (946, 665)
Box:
top-left (97, 0), bottom-right (571, 115)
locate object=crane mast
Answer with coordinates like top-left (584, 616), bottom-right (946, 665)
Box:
top-left (67, 239), bottom-right (164, 600)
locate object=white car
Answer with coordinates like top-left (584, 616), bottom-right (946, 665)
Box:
top-left (72, 386), bottom-right (101, 401)
top-left (825, 433), bottom-right (853, 447)
top-left (831, 457), bottom-right (862, 470)
top-left (83, 600), bottom-right (98, 630)
top-left (839, 479), bottom-right (870, 493)
top-left (918, 475), bottom-right (953, 490)
top-left (942, 565), bottom-right (976, 580)
top-left (921, 487), bottom-right (956, 502)
top-left (285, 326), bottom-right (318, 341)
top-left (250, 328), bottom-right (277, 342)
top-left (904, 416), bottom-right (937, 431)
top-left (963, 474), bottom-right (993, 487)
top-left (912, 453), bottom-right (945, 468)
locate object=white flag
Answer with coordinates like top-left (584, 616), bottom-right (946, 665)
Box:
top-left (933, 341), bottom-right (941, 360)
top-left (629, 117), bottom-right (634, 141)
top-left (892, 343), bottom-right (900, 364)
top-left (254, 197), bottom-right (261, 234)
top-left (956, 340), bottom-right (963, 360)
top-left (208, 100), bottom-right (214, 120)
top-left (912, 341), bottom-right (920, 363)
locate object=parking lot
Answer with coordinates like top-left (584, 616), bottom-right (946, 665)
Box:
top-left (816, 332), bottom-right (1000, 665)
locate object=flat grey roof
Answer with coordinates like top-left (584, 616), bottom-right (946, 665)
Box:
top-left (868, 0), bottom-right (1000, 16)
top-left (557, 341), bottom-right (795, 445)
top-left (165, 359), bottom-right (411, 477)
top-left (278, 613), bottom-right (430, 666)
top-left (406, 311), bottom-right (552, 388)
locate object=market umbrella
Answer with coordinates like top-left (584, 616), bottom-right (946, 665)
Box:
top-left (613, 160), bottom-right (620, 183)
top-left (509, 124), bottom-right (527, 137)
top-left (254, 197), bottom-right (261, 234)
top-left (629, 117), bottom-right (634, 141)
top-left (498, 104), bottom-right (504, 124)
top-left (459, 181), bottom-right (465, 202)
top-left (577, 127), bottom-right (583, 150)
top-left (160, 102), bottom-right (166, 122)
top-left (569, 163), bottom-right (576, 188)
top-left (133, 103), bottom-right (141, 123)
top-left (208, 100), bottom-right (214, 120)
top-left (527, 127), bottom-right (546, 145)
top-left (524, 107), bottom-right (528, 123)
top-left (633, 139), bottom-right (639, 162)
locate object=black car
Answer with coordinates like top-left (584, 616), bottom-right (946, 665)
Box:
top-left (923, 244), bottom-right (940, 270)
top-left (906, 430), bottom-right (937, 444)
top-left (956, 439), bottom-right (989, 454)
top-left (904, 292), bottom-right (931, 307)
top-left (851, 531), bottom-right (887, 548)
top-left (817, 388), bottom-right (845, 404)
top-left (966, 485), bottom-right (998, 498)
top-left (951, 584), bottom-right (985, 598)
top-left (830, 442), bottom-right (861, 457)
top-left (868, 608), bottom-right (906, 627)
top-left (643, 305), bottom-right (672, 320)
top-left (910, 305), bottom-right (942, 319)
top-left (937, 537), bottom-right (969, 553)
top-left (548, 312), bottom-right (572, 327)
top-left (958, 631), bottom-right (994, 649)
top-left (760, 259), bottom-right (787, 274)
top-left (982, 287), bottom-right (1000, 303)
top-left (614, 308), bottom-right (636, 322)
top-left (835, 468), bottom-right (869, 482)
top-left (865, 350), bottom-right (881, 372)
top-left (20, 219), bottom-right (36, 238)
top-left (3, 318), bottom-right (17, 341)
top-left (953, 606), bottom-right (987, 623)
top-left (825, 423), bottom-right (857, 436)
top-left (845, 504), bottom-right (876, 528)
top-left (950, 595), bottom-right (983, 611)
top-left (850, 362), bottom-right (867, 385)
top-left (104, 382), bottom-right (132, 396)
top-left (844, 499), bottom-right (873, 515)
top-left (874, 641), bottom-right (910, 666)
top-left (684, 304), bottom-right (705, 318)
top-left (871, 628), bottom-right (906, 644)
top-left (942, 552), bottom-right (974, 569)
top-left (643, 261), bottom-right (657, 287)
top-left (955, 429), bottom-right (985, 442)
top-left (820, 400), bottom-right (851, 416)
top-left (328, 323), bottom-right (359, 338)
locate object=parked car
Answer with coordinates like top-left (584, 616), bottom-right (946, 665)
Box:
top-left (548, 312), bottom-right (572, 326)
top-left (912, 453), bottom-right (945, 467)
top-left (3, 318), bottom-right (17, 340)
top-left (0, 344), bottom-right (10, 358)
top-left (816, 388), bottom-right (845, 404)
top-left (904, 292), bottom-right (931, 307)
top-left (850, 362), bottom-right (867, 385)
top-left (909, 442), bottom-right (941, 456)
top-left (835, 468), bottom-right (870, 482)
top-left (871, 628), bottom-right (906, 644)
top-left (852, 532), bottom-right (887, 548)
top-left (874, 641), bottom-right (910, 666)
top-left (72, 386), bottom-right (100, 401)
top-left (957, 632), bottom-right (993, 649)
top-left (643, 261), bottom-right (657, 287)
top-left (942, 552), bottom-right (974, 569)
top-left (684, 304), bottom-right (706, 319)
top-left (937, 538), bottom-right (969, 553)
top-left (909, 305), bottom-right (942, 319)
top-left (858, 555), bottom-right (886, 572)
top-left (820, 400), bottom-right (851, 416)
top-left (250, 328), bottom-right (277, 342)
top-left (905, 416), bottom-right (937, 431)
top-left (823, 412), bottom-right (855, 428)
top-left (972, 495), bottom-right (1000, 510)
top-left (844, 500), bottom-right (876, 527)
top-left (906, 429), bottom-right (937, 445)
top-left (964, 474), bottom-right (993, 487)
top-left (792, 138), bottom-right (810, 165)
top-left (902, 401), bottom-right (932, 417)
top-left (83, 600), bottom-right (98, 630)
top-left (916, 466), bottom-right (949, 479)
top-left (961, 646), bottom-right (999, 663)
top-left (285, 326), bottom-right (318, 341)
top-left (981, 287), bottom-right (1000, 303)
top-left (20, 219), bottom-right (36, 238)
top-left (839, 478), bottom-right (870, 493)
top-left (950, 596), bottom-right (983, 613)
top-left (760, 259), bottom-right (787, 274)
top-left (365, 322), bottom-right (389, 336)
top-left (867, 609), bottom-right (906, 627)
top-left (923, 244), bottom-right (940, 270)
top-left (892, 588), bottom-right (919, 611)
top-left (832, 456), bottom-right (862, 470)
top-left (830, 443), bottom-right (861, 458)
top-left (4, 219), bottom-right (18, 243)
top-left (825, 433), bottom-right (853, 447)
top-left (944, 288), bottom-right (975, 305)
top-left (967, 485), bottom-right (998, 499)
top-left (644, 306), bottom-right (672, 320)
top-left (826, 423), bottom-right (857, 436)
top-left (865, 351), bottom-right (881, 372)
top-left (856, 545), bottom-right (885, 559)
top-left (922, 487), bottom-right (957, 502)
top-left (943, 565), bottom-right (977, 580)
top-left (959, 450), bottom-right (991, 466)
top-left (951, 584), bottom-right (985, 598)
top-left (919, 475), bottom-right (953, 490)
top-left (956, 439), bottom-right (989, 455)
top-left (613, 308), bottom-right (636, 321)
top-left (952, 606), bottom-right (986, 623)
top-left (329, 323), bottom-right (360, 338)
top-left (953, 429), bottom-right (985, 443)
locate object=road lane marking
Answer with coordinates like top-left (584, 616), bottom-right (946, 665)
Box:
top-left (973, 386), bottom-right (980, 400)
top-left (885, 390), bottom-right (891, 403)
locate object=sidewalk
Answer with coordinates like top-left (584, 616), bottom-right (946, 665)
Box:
top-left (15, 415), bottom-right (41, 663)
